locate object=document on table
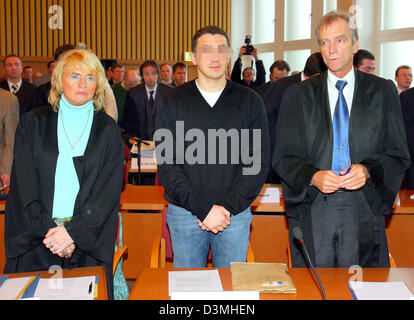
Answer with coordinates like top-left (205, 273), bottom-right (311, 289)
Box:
top-left (168, 270), bottom-right (223, 296)
top-left (33, 276), bottom-right (96, 300)
top-left (349, 281), bottom-right (414, 300)
top-left (0, 276), bottom-right (34, 300)
top-left (256, 186), bottom-right (280, 203)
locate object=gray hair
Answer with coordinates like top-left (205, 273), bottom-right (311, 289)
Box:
top-left (315, 11), bottom-right (359, 45)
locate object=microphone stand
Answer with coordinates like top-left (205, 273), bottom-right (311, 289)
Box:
top-left (130, 137), bottom-right (149, 185)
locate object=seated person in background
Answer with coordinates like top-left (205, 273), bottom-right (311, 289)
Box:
top-left (257, 60), bottom-right (291, 95)
top-left (22, 66), bottom-right (34, 84)
top-left (34, 60), bottom-right (57, 87)
top-left (111, 64), bottom-right (125, 85)
top-left (353, 49), bottom-right (375, 74)
top-left (0, 88), bottom-right (19, 187)
top-left (112, 68), bottom-right (140, 125)
top-left (121, 60), bottom-right (171, 143)
top-left (395, 65), bottom-right (413, 95)
top-left (230, 46), bottom-right (265, 90)
top-left (3, 49), bottom-right (124, 300)
top-left (171, 62), bottom-right (187, 87)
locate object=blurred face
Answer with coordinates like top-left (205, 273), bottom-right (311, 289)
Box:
top-left (48, 61), bottom-right (57, 73)
top-left (112, 67), bottom-right (125, 83)
top-left (33, 71), bottom-right (42, 82)
top-left (160, 64), bottom-right (172, 83)
top-left (357, 58), bottom-right (375, 74)
top-left (23, 67), bottom-right (33, 81)
top-left (124, 70), bottom-right (140, 89)
top-left (319, 18), bottom-right (359, 78)
top-left (4, 57), bottom-right (23, 81)
top-left (142, 65), bottom-right (158, 89)
top-left (270, 68), bottom-right (288, 82)
top-left (190, 33), bottom-right (231, 82)
top-left (242, 68), bottom-right (255, 82)
top-left (395, 68), bottom-right (413, 90)
top-left (62, 67), bottom-right (97, 106)
top-left (173, 67), bottom-right (187, 85)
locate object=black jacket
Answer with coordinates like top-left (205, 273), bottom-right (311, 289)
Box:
top-left (4, 106), bottom-right (123, 266)
top-left (274, 70), bottom-right (410, 267)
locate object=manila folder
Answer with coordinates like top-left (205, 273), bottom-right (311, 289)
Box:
top-left (230, 262), bottom-right (297, 294)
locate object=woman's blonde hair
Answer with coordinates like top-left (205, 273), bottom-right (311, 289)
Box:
top-left (49, 49), bottom-right (107, 111)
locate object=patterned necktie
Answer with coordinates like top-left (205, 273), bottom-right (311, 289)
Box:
top-left (11, 85), bottom-right (18, 95)
top-left (149, 90), bottom-right (154, 108)
top-left (331, 80), bottom-right (350, 174)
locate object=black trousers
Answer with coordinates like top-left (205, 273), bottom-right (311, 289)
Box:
top-left (4, 243), bottom-right (114, 300)
top-left (310, 189), bottom-right (388, 268)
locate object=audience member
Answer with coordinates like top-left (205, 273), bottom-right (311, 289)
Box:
top-left (230, 46), bottom-right (266, 90)
top-left (353, 49), bottom-right (375, 74)
top-left (111, 64), bottom-right (125, 85)
top-left (34, 60), bottom-right (57, 86)
top-left (155, 25), bottom-right (269, 268)
top-left (264, 52), bottom-right (327, 184)
top-left (3, 49), bottom-right (123, 300)
top-left (400, 87), bottom-right (414, 189)
top-left (171, 62), bottom-right (187, 87)
top-left (22, 66), bottom-right (33, 83)
top-left (0, 55), bottom-right (41, 117)
top-left (395, 65), bottom-right (412, 95)
top-left (257, 60), bottom-right (291, 95)
top-left (0, 88), bottom-right (19, 187)
top-left (274, 11), bottom-right (409, 268)
top-left (159, 63), bottom-right (173, 86)
top-left (121, 60), bottom-right (171, 142)
top-left (112, 68), bottom-right (140, 124)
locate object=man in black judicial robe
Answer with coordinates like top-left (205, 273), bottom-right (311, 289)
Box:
top-left (273, 12), bottom-right (410, 268)
top-left (4, 106), bottom-right (123, 299)
top-left (400, 87), bottom-right (414, 189)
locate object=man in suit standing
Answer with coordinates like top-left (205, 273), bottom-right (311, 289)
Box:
top-left (274, 11), bottom-right (410, 268)
top-left (0, 88), bottom-right (19, 187)
top-left (0, 55), bottom-right (41, 117)
top-left (264, 52), bottom-right (326, 184)
top-left (121, 60), bottom-right (171, 142)
top-left (400, 87), bottom-right (414, 189)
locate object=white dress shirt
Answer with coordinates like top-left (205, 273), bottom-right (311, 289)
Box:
top-left (327, 67), bottom-right (355, 120)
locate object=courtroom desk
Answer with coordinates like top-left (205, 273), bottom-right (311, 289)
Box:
top-left (120, 185), bottom-right (167, 211)
top-left (2, 266), bottom-right (108, 300)
top-left (393, 189), bottom-right (414, 213)
top-left (129, 267), bottom-right (414, 300)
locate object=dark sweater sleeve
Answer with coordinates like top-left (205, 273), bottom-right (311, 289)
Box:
top-left (155, 94), bottom-right (214, 221)
top-left (220, 94), bottom-right (270, 214)
top-left (254, 60), bottom-right (266, 87)
top-left (230, 58), bottom-right (243, 85)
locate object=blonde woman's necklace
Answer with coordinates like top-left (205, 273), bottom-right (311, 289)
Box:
top-left (60, 108), bottom-right (91, 150)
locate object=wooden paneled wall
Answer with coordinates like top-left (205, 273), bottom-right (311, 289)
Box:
top-left (0, 0), bottom-right (231, 61)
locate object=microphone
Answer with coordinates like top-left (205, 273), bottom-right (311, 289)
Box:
top-left (293, 227), bottom-right (327, 300)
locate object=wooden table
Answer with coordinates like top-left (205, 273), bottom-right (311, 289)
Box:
top-left (119, 185), bottom-right (285, 212)
top-left (2, 266), bottom-right (108, 300)
top-left (119, 184), bottom-right (414, 214)
top-left (129, 267), bottom-right (414, 300)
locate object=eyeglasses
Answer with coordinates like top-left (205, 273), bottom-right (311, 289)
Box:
top-left (197, 45), bottom-right (233, 57)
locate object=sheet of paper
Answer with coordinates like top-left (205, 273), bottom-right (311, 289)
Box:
top-left (168, 270), bottom-right (223, 296)
top-left (349, 281), bottom-right (414, 300)
top-left (256, 187), bottom-right (280, 203)
top-left (0, 276), bottom-right (33, 300)
top-left (171, 291), bottom-right (259, 300)
top-left (34, 276), bottom-right (95, 300)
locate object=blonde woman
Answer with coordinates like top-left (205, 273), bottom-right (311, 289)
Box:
top-left (4, 49), bottom-right (123, 299)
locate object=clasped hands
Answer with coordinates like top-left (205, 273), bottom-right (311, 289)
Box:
top-left (311, 164), bottom-right (370, 194)
top-left (197, 205), bottom-right (231, 234)
top-left (42, 226), bottom-right (75, 259)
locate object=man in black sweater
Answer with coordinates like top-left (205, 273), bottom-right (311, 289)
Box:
top-left (155, 26), bottom-right (270, 268)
